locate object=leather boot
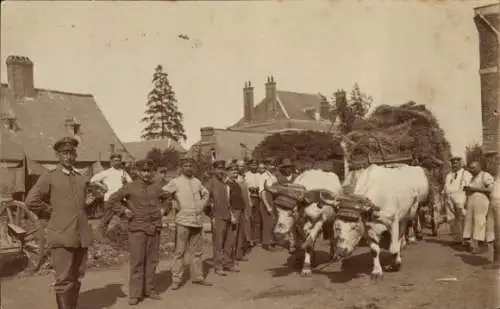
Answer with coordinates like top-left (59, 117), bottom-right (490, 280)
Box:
top-left (56, 292), bottom-right (72, 309)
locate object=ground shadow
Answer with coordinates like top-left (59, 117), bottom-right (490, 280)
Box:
top-left (425, 238), bottom-right (469, 252)
top-left (79, 283), bottom-right (126, 309)
top-left (155, 258), bottom-right (213, 291)
top-left (456, 254), bottom-right (490, 267)
top-left (265, 249), bottom-right (331, 278)
top-left (320, 251), bottom-right (396, 284)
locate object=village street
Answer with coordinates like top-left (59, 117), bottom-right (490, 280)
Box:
top-left (2, 225), bottom-right (499, 309)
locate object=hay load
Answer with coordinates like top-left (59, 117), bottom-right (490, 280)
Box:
top-left (343, 101), bottom-right (451, 190)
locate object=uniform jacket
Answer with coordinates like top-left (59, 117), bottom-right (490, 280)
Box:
top-left (25, 165), bottom-right (93, 248)
top-left (107, 179), bottom-right (169, 235)
top-left (205, 176), bottom-right (232, 221)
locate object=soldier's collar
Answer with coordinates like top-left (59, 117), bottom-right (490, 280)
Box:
top-left (60, 166), bottom-right (81, 175)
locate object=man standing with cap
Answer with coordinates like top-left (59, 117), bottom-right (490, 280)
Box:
top-left (162, 155), bottom-right (212, 289)
top-left (258, 158), bottom-right (278, 251)
top-left (107, 159), bottom-right (169, 305)
top-left (233, 160), bottom-right (251, 260)
top-left (205, 160), bottom-right (240, 276)
top-left (91, 153), bottom-right (132, 236)
top-left (443, 156), bottom-right (472, 245)
top-left (25, 137), bottom-right (99, 309)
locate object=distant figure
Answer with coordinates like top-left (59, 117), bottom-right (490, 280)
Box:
top-left (463, 161), bottom-right (495, 253)
top-left (244, 160), bottom-right (261, 246)
top-left (443, 156), bottom-right (472, 245)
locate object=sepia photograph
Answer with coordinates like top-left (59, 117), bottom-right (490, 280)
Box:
top-left (0, 1), bottom-right (499, 308)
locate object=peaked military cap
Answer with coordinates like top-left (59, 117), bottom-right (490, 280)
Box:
top-left (110, 153), bottom-right (122, 160)
top-left (53, 136), bottom-right (79, 152)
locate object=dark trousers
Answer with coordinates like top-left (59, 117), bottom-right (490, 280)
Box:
top-left (259, 196), bottom-right (276, 246)
top-left (250, 197), bottom-right (262, 243)
top-left (128, 231), bottom-right (160, 299)
top-left (212, 216), bottom-right (237, 270)
top-left (52, 247), bottom-right (88, 308)
top-left (234, 210), bottom-right (249, 260)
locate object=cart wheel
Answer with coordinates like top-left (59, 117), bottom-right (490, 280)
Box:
top-left (0, 200), bottom-right (47, 272)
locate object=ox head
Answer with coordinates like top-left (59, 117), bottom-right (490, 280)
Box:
top-left (263, 180), bottom-right (339, 237)
top-left (332, 195), bottom-right (380, 259)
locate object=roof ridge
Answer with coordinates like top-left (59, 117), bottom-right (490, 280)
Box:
top-left (1, 83), bottom-right (93, 97)
top-left (276, 89), bottom-right (321, 96)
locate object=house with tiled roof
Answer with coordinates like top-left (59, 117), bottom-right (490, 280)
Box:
top-left (229, 76), bottom-right (339, 133)
top-left (188, 76), bottom-right (342, 162)
top-left (124, 139), bottom-right (187, 161)
top-left (0, 55), bottom-right (133, 175)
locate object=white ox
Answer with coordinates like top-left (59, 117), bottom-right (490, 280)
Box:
top-left (323, 164), bottom-right (430, 280)
top-left (263, 169), bottom-right (342, 277)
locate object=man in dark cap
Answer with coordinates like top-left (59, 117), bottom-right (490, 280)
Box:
top-left (204, 160), bottom-right (241, 276)
top-left (162, 155), bottom-right (212, 289)
top-left (25, 137), bottom-right (100, 309)
top-left (107, 159), bottom-right (170, 305)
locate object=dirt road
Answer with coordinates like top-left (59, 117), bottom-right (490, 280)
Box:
top-left (2, 227), bottom-right (499, 309)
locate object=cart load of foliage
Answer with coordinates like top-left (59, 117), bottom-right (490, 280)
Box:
top-left (343, 101), bottom-right (451, 189)
top-left (253, 130), bottom-right (344, 167)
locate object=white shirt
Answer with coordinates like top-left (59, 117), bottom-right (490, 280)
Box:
top-left (258, 171), bottom-right (277, 193)
top-left (244, 171), bottom-right (260, 189)
top-left (444, 168), bottom-right (472, 194)
top-left (90, 167), bottom-right (132, 201)
top-left (469, 171), bottom-right (494, 190)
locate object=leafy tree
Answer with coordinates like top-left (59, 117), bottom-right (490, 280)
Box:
top-left (332, 83), bottom-right (373, 134)
top-left (145, 147), bottom-right (181, 171)
top-left (465, 143), bottom-right (484, 167)
top-left (141, 65), bottom-right (187, 142)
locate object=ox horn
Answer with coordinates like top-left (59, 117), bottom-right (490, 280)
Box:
top-left (319, 191), bottom-right (339, 207)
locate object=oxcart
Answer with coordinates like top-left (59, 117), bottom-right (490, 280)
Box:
top-left (0, 194), bottom-right (47, 276)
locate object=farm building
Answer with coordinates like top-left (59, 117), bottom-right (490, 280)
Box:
top-left (0, 55), bottom-right (132, 196)
top-left (474, 3), bottom-right (499, 173)
top-left (190, 76), bottom-right (342, 161)
top-left (124, 139), bottom-right (187, 161)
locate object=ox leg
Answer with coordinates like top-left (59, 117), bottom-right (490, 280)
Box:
top-left (389, 220), bottom-right (402, 272)
top-left (369, 241), bottom-right (383, 280)
top-left (300, 244), bottom-right (314, 277)
top-left (302, 220), bottom-right (323, 250)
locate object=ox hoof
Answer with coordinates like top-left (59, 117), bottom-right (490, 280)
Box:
top-left (370, 271), bottom-right (383, 281)
top-left (300, 269), bottom-right (312, 277)
top-left (388, 262), bottom-right (402, 272)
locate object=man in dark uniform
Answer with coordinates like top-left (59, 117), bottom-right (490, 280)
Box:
top-left (107, 159), bottom-right (170, 306)
top-left (205, 160), bottom-right (240, 276)
top-left (25, 137), bottom-right (97, 309)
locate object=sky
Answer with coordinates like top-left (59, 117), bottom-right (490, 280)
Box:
top-left (1, 0), bottom-right (496, 158)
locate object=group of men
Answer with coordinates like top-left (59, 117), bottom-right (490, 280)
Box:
top-left (442, 156), bottom-right (498, 260)
top-left (22, 135), bottom-right (500, 309)
top-left (24, 136), bottom-right (306, 309)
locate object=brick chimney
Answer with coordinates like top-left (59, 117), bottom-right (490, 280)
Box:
top-left (319, 94), bottom-right (330, 120)
top-left (6, 55), bottom-right (35, 98)
top-left (474, 4), bottom-right (499, 173)
top-left (200, 126), bottom-right (216, 143)
top-left (265, 76), bottom-right (277, 113)
top-left (243, 81), bottom-right (254, 122)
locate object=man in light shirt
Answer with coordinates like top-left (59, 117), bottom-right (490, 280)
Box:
top-left (245, 160), bottom-right (262, 246)
top-left (443, 156), bottom-right (472, 244)
top-left (162, 156), bottom-right (212, 289)
top-left (91, 153), bottom-right (132, 202)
